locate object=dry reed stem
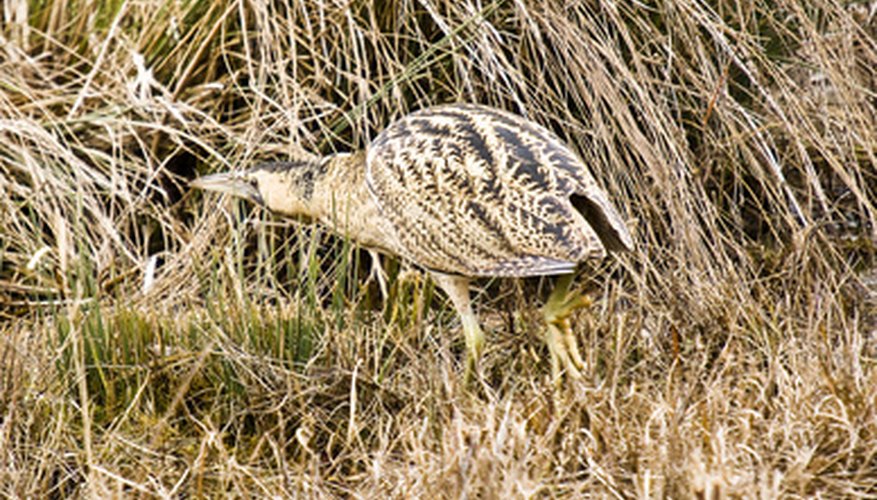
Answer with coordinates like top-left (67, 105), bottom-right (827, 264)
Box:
top-left (1, 0), bottom-right (875, 497)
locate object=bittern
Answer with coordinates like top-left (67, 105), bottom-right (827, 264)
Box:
top-left (191, 103), bottom-right (633, 385)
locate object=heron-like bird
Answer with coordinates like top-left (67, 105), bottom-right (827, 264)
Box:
top-left (191, 103), bottom-right (632, 385)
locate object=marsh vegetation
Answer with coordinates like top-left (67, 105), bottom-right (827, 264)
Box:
top-left (1, 0), bottom-right (876, 496)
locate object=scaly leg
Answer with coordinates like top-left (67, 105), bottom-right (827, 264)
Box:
top-left (366, 250), bottom-right (389, 300)
top-left (542, 273), bottom-right (592, 386)
top-left (431, 272), bottom-right (484, 384)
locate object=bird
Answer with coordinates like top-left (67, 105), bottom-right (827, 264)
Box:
top-left (190, 103), bottom-right (633, 385)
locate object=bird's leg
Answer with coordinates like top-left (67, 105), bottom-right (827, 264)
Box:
top-left (366, 250), bottom-right (389, 300)
top-left (542, 273), bottom-right (591, 386)
top-left (431, 273), bottom-right (484, 384)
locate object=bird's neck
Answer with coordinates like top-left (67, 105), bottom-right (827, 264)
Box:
top-left (259, 151), bottom-right (398, 254)
top-left (309, 151), bottom-right (367, 221)
top-left (310, 152), bottom-right (397, 251)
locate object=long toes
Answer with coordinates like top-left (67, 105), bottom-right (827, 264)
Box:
top-left (554, 317), bottom-right (586, 371)
top-left (565, 294), bottom-right (592, 313)
top-left (546, 324), bottom-right (582, 385)
top-left (544, 290), bottom-right (592, 386)
top-left (556, 294), bottom-right (592, 320)
top-left (545, 294), bottom-right (592, 325)
top-left (562, 328), bottom-right (586, 371)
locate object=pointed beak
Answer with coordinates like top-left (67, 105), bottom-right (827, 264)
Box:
top-left (189, 172), bottom-right (264, 206)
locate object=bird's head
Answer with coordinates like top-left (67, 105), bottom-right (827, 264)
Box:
top-left (190, 159), bottom-right (326, 219)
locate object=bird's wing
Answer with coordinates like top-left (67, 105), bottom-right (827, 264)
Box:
top-left (365, 103), bottom-right (631, 277)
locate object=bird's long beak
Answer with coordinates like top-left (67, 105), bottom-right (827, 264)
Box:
top-left (189, 172), bottom-right (264, 206)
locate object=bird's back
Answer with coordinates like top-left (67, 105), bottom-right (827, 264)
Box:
top-left (365, 103), bottom-right (632, 277)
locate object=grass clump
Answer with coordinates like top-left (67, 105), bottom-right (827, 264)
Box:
top-left (1, 0), bottom-right (876, 497)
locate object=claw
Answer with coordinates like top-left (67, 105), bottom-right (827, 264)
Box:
top-left (542, 274), bottom-right (591, 387)
top-left (546, 323), bottom-right (582, 386)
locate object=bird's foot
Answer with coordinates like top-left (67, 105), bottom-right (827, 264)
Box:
top-left (543, 293), bottom-right (592, 387)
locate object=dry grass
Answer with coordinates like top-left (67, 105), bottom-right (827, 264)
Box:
top-left (2, 0), bottom-right (876, 497)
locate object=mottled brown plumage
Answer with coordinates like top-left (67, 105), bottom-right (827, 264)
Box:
top-left (367, 103), bottom-right (632, 277)
top-left (191, 103), bottom-right (633, 385)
